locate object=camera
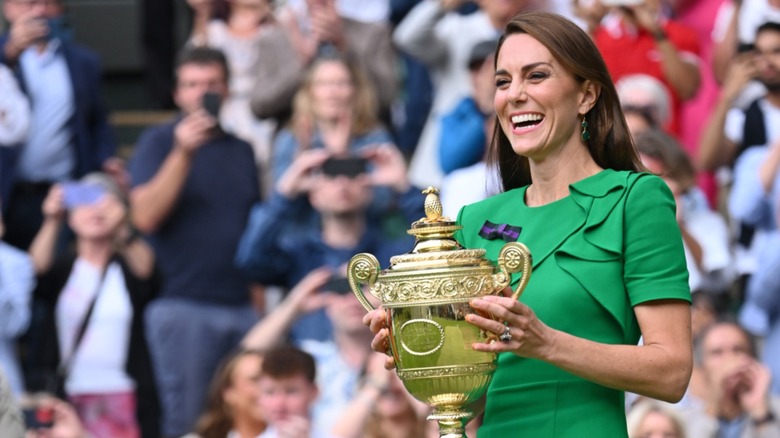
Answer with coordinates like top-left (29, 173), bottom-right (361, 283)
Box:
top-left (321, 276), bottom-right (352, 295)
top-left (62, 182), bottom-right (106, 209)
top-left (321, 157), bottom-right (368, 178)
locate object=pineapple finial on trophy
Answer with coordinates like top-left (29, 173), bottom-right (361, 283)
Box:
top-left (422, 187), bottom-right (443, 222)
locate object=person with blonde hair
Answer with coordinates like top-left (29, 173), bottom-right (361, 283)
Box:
top-left (271, 53), bottom-right (392, 183)
top-left (627, 399), bottom-right (687, 438)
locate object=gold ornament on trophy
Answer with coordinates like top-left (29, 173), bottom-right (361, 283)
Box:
top-left (348, 187), bottom-right (532, 438)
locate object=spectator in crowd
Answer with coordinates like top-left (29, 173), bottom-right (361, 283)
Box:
top-left (182, 349), bottom-right (266, 438)
top-left (24, 173), bottom-right (160, 438)
top-left (394, 0), bottom-right (531, 188)
top-left (699, 21), bottom-right (780, 171)
top-left (616, 74), bottom-right (672, 138)
top-left (270, 53), bottom-right (393, 183)
top-left (439, 37), bottom-right (501, 217)
top-left (635, 129), bottom-right (735, 296)
top-left (129, 47), bottom-right (260, 437)
top-left (0, 0), bottom-right (119, 251)
top-left (240, 268), bottom-right (376, 434)
top-left (627, 399), bottom-right (687, 438)
top-left (331, 352), bottom-right (429, 438)
top-left (236, 143), bottom-right (422, 342)
top-left (675, 321), bottom-right (780, 437)
top-left (251, 0), bottom-right (397, 127)
top-left (0, 197), bottom-right (34, 399)
top-left (730, 114), bottom-right (780, 394)
top-left (256, 346), bottom-right (329, 438)
top-left (579, 0), bottom-right (701, 136)
top-left (186, 0), bottom-right (279, 194)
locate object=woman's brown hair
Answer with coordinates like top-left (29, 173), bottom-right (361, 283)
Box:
top-left (193, 349), bottom-right (264, 438)
top-left (290, 53), bottom-right (379, 146)
top-left (490, 11), bottom-right (642, 190)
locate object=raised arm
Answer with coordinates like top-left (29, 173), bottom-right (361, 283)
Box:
top-left (392, 0), bottom-right (458, 67)
top-left (130, 111), bottom-right (216, 233)
top-left (28, 185), bottom-right (66, 274)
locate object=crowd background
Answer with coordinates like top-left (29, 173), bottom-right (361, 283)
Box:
top-left (1, 0), bottom-right (780, 437)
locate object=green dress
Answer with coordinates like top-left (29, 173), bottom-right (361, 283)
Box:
top-left (454, 170), bottom-right (691, 437)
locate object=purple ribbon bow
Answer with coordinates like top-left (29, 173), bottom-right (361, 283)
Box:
top-left (478, 220), bottom-right (522, 242)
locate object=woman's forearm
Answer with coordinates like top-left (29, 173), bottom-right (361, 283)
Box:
top-left (28, 217), bottom-right (62, 274)
top-left (540, 301), bottom-right (692, 402)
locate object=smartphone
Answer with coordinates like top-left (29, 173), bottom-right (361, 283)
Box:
top-left (321, 157), bottom-right (368, 178)
top-left (23, 406), bottom-right (54, 430)
top-left (202, 91), bottom-right (222, 119)
top-left (321, 276), bottom-right (352, 295)
top-left (62, 182), bottom-right (106, 209)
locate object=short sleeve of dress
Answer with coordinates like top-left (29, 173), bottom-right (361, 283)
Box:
top-left (623, 174), bottom-right (691, 306)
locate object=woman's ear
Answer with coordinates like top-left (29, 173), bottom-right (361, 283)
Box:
top-left (579, 80), bottom-right (600, 115)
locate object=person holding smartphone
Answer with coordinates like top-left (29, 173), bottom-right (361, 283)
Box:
top-left (129, 46), bottom-right (261, 438)
top-left (236, 143), bottom-right (424, 434)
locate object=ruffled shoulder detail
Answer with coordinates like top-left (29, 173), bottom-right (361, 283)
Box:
top-left (550, 170), bottom-right (643, 342)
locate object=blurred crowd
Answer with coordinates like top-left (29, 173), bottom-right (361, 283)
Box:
top-left (1, 0), bottom-right (780, 437)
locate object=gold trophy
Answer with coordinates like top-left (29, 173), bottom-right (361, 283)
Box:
top-left (348, 187), bottom-right (532, 438)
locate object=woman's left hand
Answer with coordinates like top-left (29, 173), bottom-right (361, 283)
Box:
top-left (465, 287), bottom-right (556, 359)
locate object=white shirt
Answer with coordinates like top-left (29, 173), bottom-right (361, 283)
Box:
top-left (441, 161), bottom-right (501, 218)
top-left (56, 259), bottom-right (135, 395)
top-left (724, 97), bottom-right (780, 146)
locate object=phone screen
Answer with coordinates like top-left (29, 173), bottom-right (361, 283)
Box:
top-left (321, 277), bottom-right (352, 295)
top-left (23, 407), bottom-right (54, 429)
top-left (62, 182), bottom-right (106, 209)
top-left (202, 92), bottom-right (221, 119)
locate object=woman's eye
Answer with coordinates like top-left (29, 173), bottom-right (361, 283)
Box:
top-left (495, 78), bottom-right (510, 87)
top-left (528, 72), bottom-right (549, 81)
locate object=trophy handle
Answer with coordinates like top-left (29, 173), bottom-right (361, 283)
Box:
top-left (347, 253), bottom-right (381, 312)
top-left (495, 242), bottom-right (533, 301)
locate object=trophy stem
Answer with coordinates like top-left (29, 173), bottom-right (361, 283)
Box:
top-left (429, 406), bottom-right (471, 438)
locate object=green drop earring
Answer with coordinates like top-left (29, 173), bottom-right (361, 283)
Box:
top-left (581, 116), bottom-right (590, 141)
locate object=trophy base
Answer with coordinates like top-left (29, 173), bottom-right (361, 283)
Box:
top-left (428, 406), bottom-right (472, 438)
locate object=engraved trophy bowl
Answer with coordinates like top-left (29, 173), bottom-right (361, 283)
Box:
top-left (347, 187), bottom-right (532, 438)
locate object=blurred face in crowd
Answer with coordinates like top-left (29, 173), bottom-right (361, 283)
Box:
top-left (634, 410), bottom-right (682, 438)
top-left (754, 28), bottom-right (780, 91)
top-left (479, 0), bottom-right (528, 27)
top-left (326, 292), bottom-right (374, 335)
top-left (700, 323), bottom-right (753, 381)
top-left (228, 0), bottom-right (272, 25)
top-left (3, 0), bottom-right (63, 22)
top-left (640, 153), bottom-right (681, 197)
top-left (309, 60), bottom-right (355, 123)
top-left (471, 54), bottom-right (497, 115)
top-left (623, 109), bottom-right (653, 139)
top-left (223, 353), bottom-right (264, 423)
top-left (174, 62), bottom-right (229, 114)
top-left (67, 193), bottom-right (126, 241)
top-left (258, 374), bottom-right (318, 425)
top-left (375, 373), bottom-right (414, 420)
top-left (308, 173), bottom-right (371, 217)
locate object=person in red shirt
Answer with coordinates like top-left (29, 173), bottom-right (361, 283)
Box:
top-left (578, 0), bottom-right (701, 136)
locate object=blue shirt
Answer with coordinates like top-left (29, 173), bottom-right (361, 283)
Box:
top-left (17, 40), bottom-right (75, 182)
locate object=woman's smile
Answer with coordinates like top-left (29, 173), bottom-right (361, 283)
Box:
top-left (509, 112), bottom-right (545, 135)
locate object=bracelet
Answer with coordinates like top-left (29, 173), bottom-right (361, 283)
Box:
top-left (753, 411), bottom-right (775, 427)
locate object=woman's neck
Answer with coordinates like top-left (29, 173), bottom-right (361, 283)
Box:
top-left (321, 213), bottom-right (365, 249)
top-left (233, 416), bottom-right (265, 438)
top-left (77, 239), bottom-right (114, 268)
top-left (526, 143), bottom-right (602, 206)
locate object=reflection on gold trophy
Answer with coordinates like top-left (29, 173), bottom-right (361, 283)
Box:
top-left (348, 187), bottom-right (532, 438)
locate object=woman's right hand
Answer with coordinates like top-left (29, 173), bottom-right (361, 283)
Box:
top-left (363, 308), bottom-right (396, 369)
top-left (41, 185), bottom-right (65, 221)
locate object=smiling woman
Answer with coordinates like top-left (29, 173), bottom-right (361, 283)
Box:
top-left (364, 11), bottom-right (693, 438)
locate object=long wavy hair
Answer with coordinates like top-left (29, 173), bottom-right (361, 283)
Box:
top-left (290, 52), bottom-right (380, 145)
top-left (193, 349), bottom-right (265, 438)
top-left (489, 11), bottom-right (642, 191)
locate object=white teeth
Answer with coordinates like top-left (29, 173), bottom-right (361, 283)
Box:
top-left (511, 114), bottom-right (543, 124)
